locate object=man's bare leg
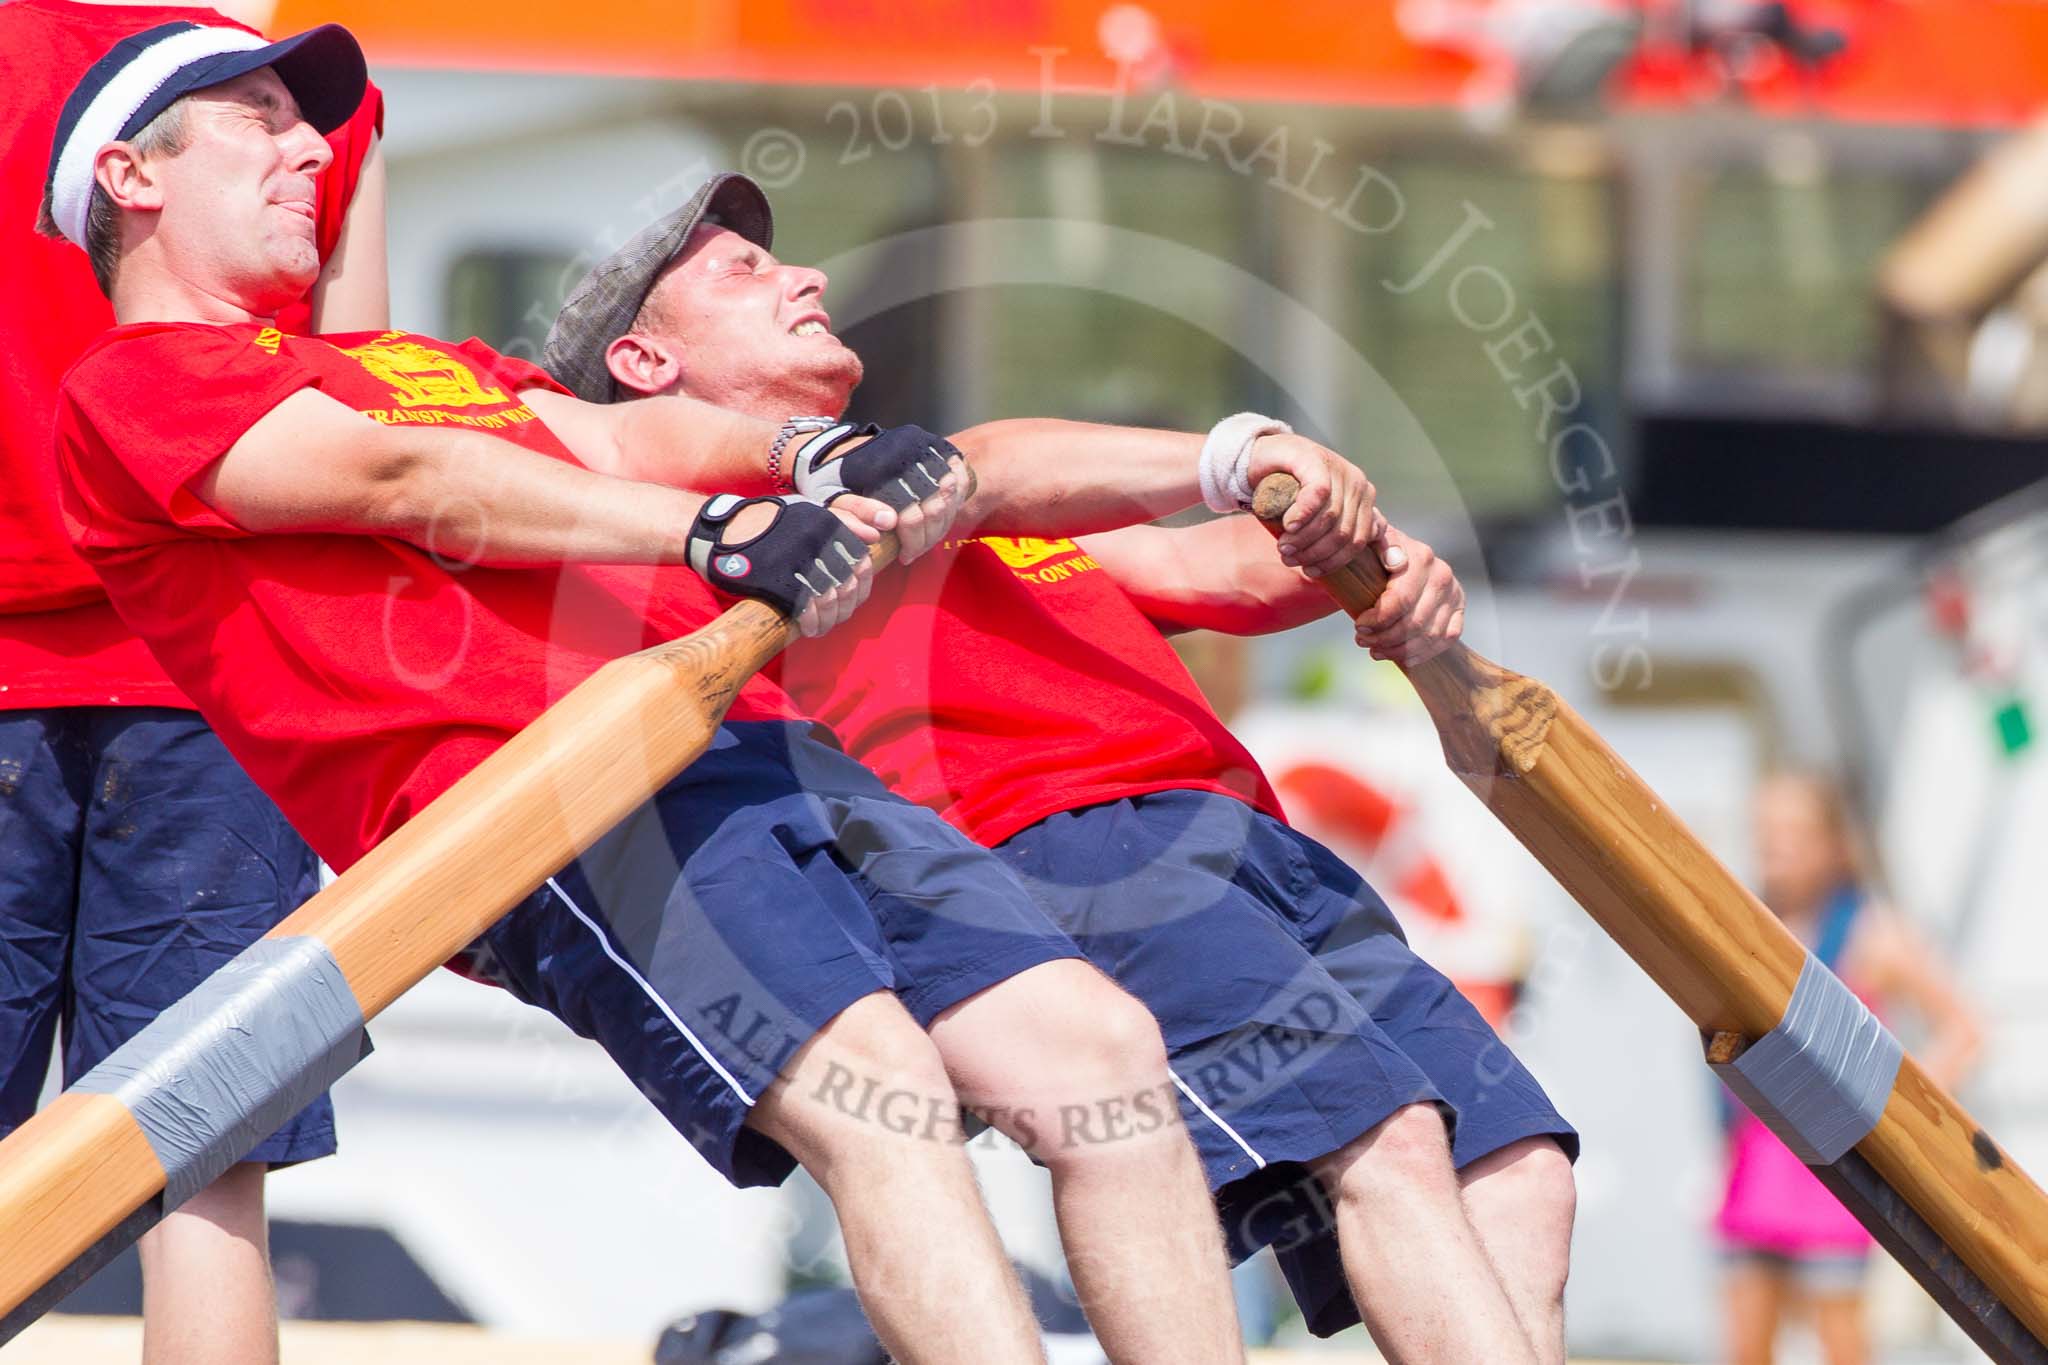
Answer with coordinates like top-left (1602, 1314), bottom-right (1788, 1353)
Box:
top-left (929, 960), bottom-right (1244, 1364)
top-left (1313, 1103), bottom-right (1537, 1365)
top-left (1458, 1136), bottom-right (1577, 1365)
top-left (748, 990), bottom-right (1044, 1365)
top-left (137, 1162), bottom-right (278, 1365)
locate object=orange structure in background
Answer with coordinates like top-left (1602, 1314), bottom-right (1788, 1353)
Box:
top-left (271, 0), bottom-right (2048, 128)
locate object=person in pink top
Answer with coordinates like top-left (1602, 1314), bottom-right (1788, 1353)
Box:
top-left (1716, 772), bottom-right (1984, 1365)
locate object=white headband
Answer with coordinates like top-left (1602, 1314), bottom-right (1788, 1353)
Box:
top-left (50, 25), bottom-right (269, 249)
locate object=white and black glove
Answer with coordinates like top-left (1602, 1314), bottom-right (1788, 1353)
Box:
top-left (789, 422), bottom-right (959, 510)
top-left (686, 494), bottom-right (866, 617)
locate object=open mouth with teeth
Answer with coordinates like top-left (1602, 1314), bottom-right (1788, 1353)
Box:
top-left (791, 320), bottom-right (830, 337)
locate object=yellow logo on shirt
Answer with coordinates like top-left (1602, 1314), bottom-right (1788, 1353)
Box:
top-left (251, 327), bottom-right (283, 356)
top-left (979, 537), bottom-right (1079, 570)
top-left (973, 536), bottom-right (1102, 586)
top-left (341, 332), bottom-right (509, 409)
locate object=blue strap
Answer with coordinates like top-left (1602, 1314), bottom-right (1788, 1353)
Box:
top-left (1813, 884), bottom-right (1862, 971)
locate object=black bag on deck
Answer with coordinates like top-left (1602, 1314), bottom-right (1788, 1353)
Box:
top-left (654, 1287), bottom-right (888, 1365)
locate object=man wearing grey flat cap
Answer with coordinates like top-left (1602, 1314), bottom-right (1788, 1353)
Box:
top-left (544, 175), bottom-right (1578, 1365)
top-left (543, 172), bottom-right (1379, 574)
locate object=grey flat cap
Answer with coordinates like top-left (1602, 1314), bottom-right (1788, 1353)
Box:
top-left (542, 172), bottom-right (774, 403)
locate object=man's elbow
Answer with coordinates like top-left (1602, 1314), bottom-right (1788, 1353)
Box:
top-left (354, 436), bottom-right (436, 538)
top-left (945, 420), bottom-right (1004, 454)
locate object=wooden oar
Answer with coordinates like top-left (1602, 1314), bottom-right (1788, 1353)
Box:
top-left (0, 525), bottom-right (911, 1341)
top-left (1254, 472), bottom-right (2048, 1363)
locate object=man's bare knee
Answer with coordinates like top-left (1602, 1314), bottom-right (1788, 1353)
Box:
top-left (749, 992), bottom-right (962, 1171)
top-left (953, 970), bottom-right (1177, 1162)
top-left (940, 962), bottom-right (1172, 1098)
top-left (1466, 1136), bottom-right (1577, 1233)
top-left (1071, 981), bottom-right (1172, 1085)
top-left (1315, 1102), bottom-right (1457, 1201)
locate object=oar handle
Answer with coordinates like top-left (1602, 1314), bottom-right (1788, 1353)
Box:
top-left (749, 461), bottom-right (980, 654)
top-left (1249, 468), bottom-right (1486, 725)
top-left (1250, 472), bottom-right (1392, 618)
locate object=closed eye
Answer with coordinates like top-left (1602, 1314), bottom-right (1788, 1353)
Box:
top-left (695, 245), bottom-right (775, 281)
top-left (236, 88), bottom-right (301, 134)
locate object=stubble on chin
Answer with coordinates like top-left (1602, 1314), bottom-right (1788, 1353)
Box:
top-left (253, 238), bottom-right (321, 317)
top-left (807, 346), bottom-right (863, 415)
top-left (831, 345), bottom-right (865, 395)
top-left (277, 229), bottom-right (321, 286)
top-left (764, 341), bottom-right (863, 416)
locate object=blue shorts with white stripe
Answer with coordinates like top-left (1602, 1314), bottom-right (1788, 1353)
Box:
top-left (458, 720), bottom-right (1081, 1187)
top-left (995, 788), bottom-right (1577, 1338)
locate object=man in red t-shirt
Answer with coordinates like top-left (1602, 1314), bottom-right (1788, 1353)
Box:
top-left (0, 6), bottom-right (380, 1360)
top-left (547, 176), bottom-right (1581, 1364)
top-left (47, 36), bottom-right (1266, 1363)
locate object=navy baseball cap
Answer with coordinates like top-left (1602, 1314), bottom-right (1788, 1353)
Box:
top-left (45, 21), bottom-right (366, 248)
top-left (543, 173), bottom-right (775, 403)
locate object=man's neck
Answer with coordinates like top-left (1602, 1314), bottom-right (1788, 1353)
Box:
top-left (715, 387), bottom-right (848, 426)
top-left (668, 361), bottom-right (856, 423)
top-left (112, 263), bottom-right (273, 328)
top-left (757, 402), bottom-right (851, 424)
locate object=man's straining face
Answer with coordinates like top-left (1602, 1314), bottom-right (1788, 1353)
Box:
top-left (616, 224), bottom-right (863, 418)
top-left (140, 68), bottom-right (331, 313)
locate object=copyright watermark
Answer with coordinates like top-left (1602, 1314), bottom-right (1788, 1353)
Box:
top-left (714, 51), bottom-right (1649, 685)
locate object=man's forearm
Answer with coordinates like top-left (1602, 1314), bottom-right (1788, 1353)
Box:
top-left (597, 409), bottom-right (1204, 533)
top-left (377, 427), bottom-right (706, 567)
top-left (950, 419), bottom-right (1202, 535)
top-left (1085, 518), bottom-right (1338, 636)
top-left (604, 394), bottom-right (783, 491)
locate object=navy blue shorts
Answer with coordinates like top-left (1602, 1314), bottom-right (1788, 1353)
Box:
top-left (995, 789), bottom-right (1576, 1337)
top-left (0, 707), bottom-right (334, 1166)
top-left (460, 721), bottom-right (1081, 1188)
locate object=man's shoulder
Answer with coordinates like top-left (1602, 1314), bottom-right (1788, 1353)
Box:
top-left (62, 320), bottom-right (266, 390)
top-left (56, 320), bottom-right (304, 476)
top-left (309, 329), bottom-right (563, 385)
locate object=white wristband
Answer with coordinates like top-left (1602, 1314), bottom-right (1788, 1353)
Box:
top-left (1199, 412), bottom-right (1292, 513)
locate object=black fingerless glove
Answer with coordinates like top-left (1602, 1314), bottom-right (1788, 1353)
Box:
top-left (686, 494), bottom-right (866, 616)
top-left (789, 422), bottom-right (960, 511)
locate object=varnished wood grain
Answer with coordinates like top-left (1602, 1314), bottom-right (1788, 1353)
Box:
top-left (0, 1095), bottom-right (161, 1307)
top-left (1255, 473), bottom-right (2048, 1348)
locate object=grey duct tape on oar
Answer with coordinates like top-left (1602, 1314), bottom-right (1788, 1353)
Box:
top-left (74, 936), bottom-right (372, 1207)
top-left (1710, 952), bottom-right (1905, 1165)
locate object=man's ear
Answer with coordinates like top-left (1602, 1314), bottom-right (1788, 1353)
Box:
top-left (605, 332), bottom-right (684, 398)
top-left (94, 143), bottom-right (166, 213)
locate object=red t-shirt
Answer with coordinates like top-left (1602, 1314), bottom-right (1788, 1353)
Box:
top-left (55, 322), bottom-right (800, 869)
top-left (0, 0), bottom-right (384, 709)
top-left (775, 533), bottom-right (1283, 847)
